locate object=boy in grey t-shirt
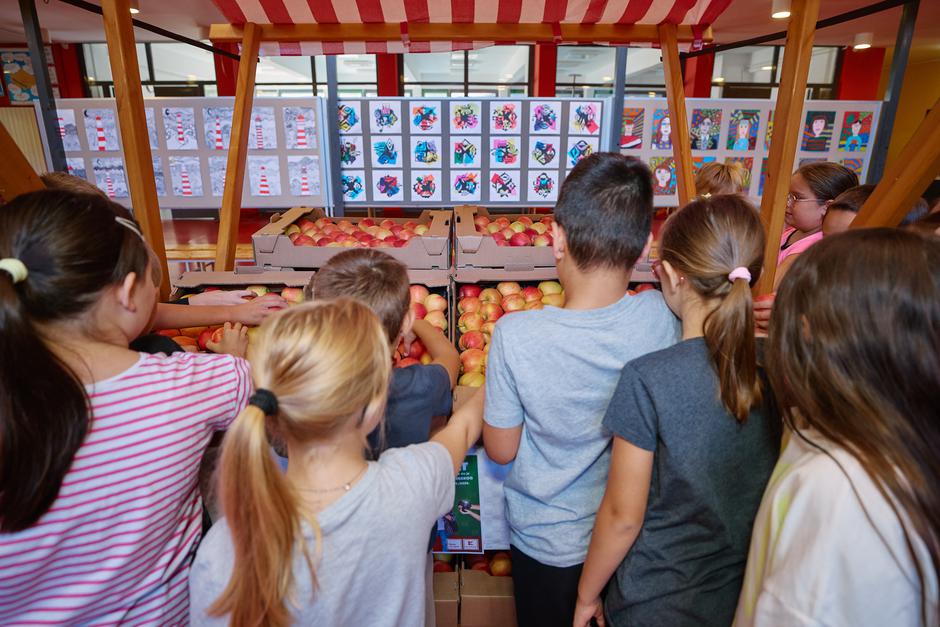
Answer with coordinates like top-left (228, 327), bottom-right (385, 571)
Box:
top-left (483, 153), bottom-right (680, 627)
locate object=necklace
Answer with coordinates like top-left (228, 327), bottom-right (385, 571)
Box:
top-left (294, 464), bottom-right (368, 494)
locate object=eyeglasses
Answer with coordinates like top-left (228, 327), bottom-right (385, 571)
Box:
top-left (786, 193), bottom-right (824, 206)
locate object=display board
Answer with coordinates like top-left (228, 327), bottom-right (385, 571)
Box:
top-left (37, 97), bottom-right (330, 209)
top-left (336, 97), bottom-right (610, 207)
top-left (618, 98), bottom-right (882, 207)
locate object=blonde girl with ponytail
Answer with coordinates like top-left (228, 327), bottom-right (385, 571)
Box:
top-left (189, 298), bottom-right (483, 627)
top-left (574, 195), bottom-right (781, 627)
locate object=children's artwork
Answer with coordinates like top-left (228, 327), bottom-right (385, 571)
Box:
top-left (203, 107), bottom-right (234, 150)
top-left (758, 158), bottom-right (769, 196)
top-left (529, 137), bottom-right (560, 169)
top-left (450, 101), bottom-right (482, 134)
top-left (490, 137), bottom-right (521, 168)
top-left (410, 101), bottom-right (441, 134)
top-left (287, 156), bottom-right (321, 196)
top-left (620, 107), bottom-right (644, 150)
top-left (692, 156), bottom-right (716, 173)
top-left (372, 136), bottom-right (402, 167)
top-left (373, 170), bottom-right (404, 201)
top-left (339, 136), bottom-right (364, 168)
top-left (527, 171), bottom-right (558, 202)
top-left (451, 171), bottom-right (482, 202)
top-left (490, 101), bottom-right (520, 134)
top-left (649, 157), bottom-right (677, 196)
top-left (567, 137), bottom-right (599, 168)
top-left (690, 108), bottom-right (721, 151)
top-left (341, 171), bottom-right (365, 201)
top-left (764, 110), bottom-right (774, 151)
top-left (371, 101), bottom-right (402, 134)
top-left (57, 110), bottom-right (82, 152)
top-left (569, 102), bottom-right (602, 135)
top-left (839, 111), bottom-right (873, 152)
top-left (841, 158), bottom-right (864, 176)
top-left (284, 106), bottom-right (316, 150)
top-left (1, 50), bottom-right (38, 103)
top-left (145, 108), bottom-right (158, 150)
top-left (169, 156), bottom-right (203, 197)
top-left (92, 158), bottom-right (128, 198)
top-left (83, 108), bottom-right (120, 152)
top-left (651, 109), bottom-right (672, 150)
top-left (247, 156), bottom-right (281, 197)
top-left (801, 111), bottom-right (835, 152)
top-left (152, 156), bottom-right (166, 197)
top-left (250, 107), bottom-right (277, 149)
top-left (337, 101), bottom-right (362, 134)
top-left (412, 136), bottom-right (442, 168)
top-left (162, 107), bottom-right (197, 150)
top-left (489, 171), bottom-right (520, 202)
top-left (208, 156), bottom-right (227, 197)
top-left (65, 157), bottom-right (86, 180)
top-left (529, 101), bottom-right (560, 134)
top-left (727, 109), bottom-right (760, 151)
top-left (452, 136), bottom-right (480, 168)
top-left (411, 171), bottom-right (442, 202)
top-left (724, 157), bottom-right (754, 188)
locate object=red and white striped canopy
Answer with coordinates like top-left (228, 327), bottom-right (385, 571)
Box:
top-left (211, 0), bottom-right (732, 55)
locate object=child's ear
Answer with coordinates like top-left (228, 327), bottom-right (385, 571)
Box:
top-left (660, 260), bottom-right (683, 293)
top-left (551, 222), bottom-right (566, 263)
top-left (117, 272), bottom-right (139, 312)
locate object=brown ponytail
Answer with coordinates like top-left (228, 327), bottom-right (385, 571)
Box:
top-left (660, 194), bottom-right (766, 421)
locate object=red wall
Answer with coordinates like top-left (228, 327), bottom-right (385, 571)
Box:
top-left (836, 47), bottom-right (886, 100)
top-left (684, 53), bottom-right (714, 97)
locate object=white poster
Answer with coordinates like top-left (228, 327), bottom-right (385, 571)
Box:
top-left (372, 169), bottom-right (404, 201)
top-left (569, 101), bottom-right (603, 136)
top-left (489, 101), bottom-right (522, 134)
top-left (162, 107), bottom-right (197, 150)
top-left (370, 101), bottom-right (402, 134)
top-left (249, 107), bottom-right (277, 149)
top-left (527, 170), bottom-right (559, 202)
top-left (287, 156), bottom-right (320, 196)
top-left (451, 136), bottom-right (481, 169)
top-left (169, 156), bottom-right (203, 196)
top-left (489, 136), bottom-right (522, 169)
top-left (247, 156), bottom-right (281, 196)
top-left (203, 106), bottom-right (234, 150)
top-left (83, 108), bottom-right (120, 152)
top-left (92, 157), bottom-right (128, 197)
top-left (337, 100), bottom-right (363, 134)
top-left (371, 135), bottom-right (403, 168)
top-left (65, 157), bottom-right (86, 179)
top-left (339, 136), bottom-right (365, 169)
top-left (341, 170), bottom-right (366, 201)
top-left (451, 170), bottom-right (482, 202)
top-left (208, 156), bottom-right (227, 197)
top-left (489, 170), bottom-right (520, 202)
top-left (410, 170), bottom-right (442, 202)
top-left (411, 136), bottom-right (442, 169)
top-left (152, 156), bottom-right (166, 196)
top-left (409, 100), bottom-right (442, 134)
top-left (529, 101), bottom-right (562, 134)
top-left (528, 136), bottom-right (560, 169)
top-left (284, 106), bottom-right (316, 150)
top-left (57, 109), bottom-right (81, 152)
top-left (449, 101), bottom-right (482, 134)
top-left (566, 137), bottom-right (599, 168)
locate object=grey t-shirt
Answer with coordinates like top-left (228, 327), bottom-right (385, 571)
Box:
top-left (602, 338), bottom-right (780, 627)
top-left (484, 291), bottom-right (680, 567)
top-left (189, 442), bottom-right (455, 627)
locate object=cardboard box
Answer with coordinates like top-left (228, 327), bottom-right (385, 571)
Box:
top-left (454, 206), bottom-right (555, 271)
top-left (252, 206), bottom-right (452, 270)
top-left (460, 567), bottom-right (517, 627)
top-left (433, 571), bottom-right (459, 627)
top-left (171, 267), bottom-right (316, 298)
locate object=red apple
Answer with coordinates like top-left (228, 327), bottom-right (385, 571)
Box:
top-left (280, 287), bottom-right (304, 304)
top-left (481, 321), bottom-right (496, 336)
top-left (411, 302), bottom-right (428, 320)
top-left (529, 222), bottom-right (548, 235)
top-left (496, 282), bottom-right (522, 296)
top-left (410, 285), bottom-right (430, 304)
top-left (294, 234), bottom-right (316, 246)
top-left (517, 216), bottom-right (533, 227)
top-left (542, 293), bottom-right (565, 307)
top-left (396, 357), bottom-right (421, 368)
top-left (295, 220), bottom-right (314, 232)
top-left (495, 238), bottom-right (510, 247)
top-left (458, 311), bottom-right (485, 333)
top-left (495, 217), bottom-right (511, 229)
top-left (480, 303), bottom-right (504, 322)
top-left (521, 286), bottom-right (543, 303)
top-left (635, 283), bottom-right (657, 293)
top-left (509, 232), bottom-right (532, 247)
top-left (491, 232), bottom-right (508, 244)
top-left (458, 331), bottom-right (486, 350)
top-left (501, 294), bottom-right (525, 312)
top-left (403, 221), bottom-right (418, 230)
top-left (359, 218), bottom-right (375, 228)
top-left (498, 228), bottom-right (515, 241)
top-left (315, 236), bottom-right (334, 246)
top-left (368, 239), bottom-right (385, 248)
top-left (424, 293), bottom-right (447, 312)
top-left (458, 297), bottom-right (482, 314)
top-left (486, 223), bottom-right (502, 235)
top-left (474, 215), bottom-right (491, 229)
top-left (390, 225), bottom-right (404, 236)
top-left (524, 300), bottom-right (544, 311)
top-left (321, 225), bottom-right (340, 236)
top-left (413, 224), bottom-right (429, 235)
top-left (460, 348), bottom-right (486, 373)
top-left (197, 327), bottom-right (215, 351)
top-left (459, 285), bottom-right (482, 299)
top-left (314, 217), bottom-right (333, 229)
top-left (540, 216), bottom-right (554, 226)
top-left (538, 281), bottom-right (563, 295)
top-left (407, 339), bottom-right (426, 360)
top-left (424, 310), bottom-right (447, 332)
top-left (378, 219), bottom-right (394, 229)
top-left (459, 372), bottom-right (486, 387)
top-left (433, 561), bottom-right (455, 573)
top-left (393, 240), bottom-right (408, 248)
top-left (489, 556), bottom-right (512, 577)
top-left (524, 228), bottom-right (539, 238)
top-left (532, 233), bottom-right (553, 247)
top-left (398, 230), bottom-right (415, 241)
top-left (155, 328), bottom-right (181, 337)
top-left (479, 288), bottom-right (502, 304)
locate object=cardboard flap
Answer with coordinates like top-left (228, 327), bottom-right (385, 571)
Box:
top-left (173, 269), bottom-right (315, 288)
top-left (455, 205), bottom-right (484, 254)
top-left (418, 209), bottom-right (452, 256)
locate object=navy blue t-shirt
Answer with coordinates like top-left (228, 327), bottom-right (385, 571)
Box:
top-left (369, 363), bottom-right (452, 457)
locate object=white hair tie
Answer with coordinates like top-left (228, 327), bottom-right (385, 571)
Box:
top-left (0, 258), bottom-right (28, 284)
top-left (115, 216), bottom-right (145, 241)
top-left (728, 267), bottom-right (751, 283)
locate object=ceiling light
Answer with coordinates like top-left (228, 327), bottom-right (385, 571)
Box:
top-left (761, 65), bottom-right (774, 71)
top-left (771, 0), bottom-right (790, 19)
top-left (647, 91), bottom-right (656, 97)
top-left (714, 76), bottom-right (725, 83)
top-left (129, 0), bottom-right (140, 13)
top-left (853, 32), bottom-right (873, 50)
top-left (602, 76), bottom-right (612, 81)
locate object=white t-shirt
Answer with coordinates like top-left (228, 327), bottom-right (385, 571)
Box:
top-left (734, 429), bottom-right (938, 627)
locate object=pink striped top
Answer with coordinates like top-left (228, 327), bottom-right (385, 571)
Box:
top-left (0, 352), bottom-right (250, 626)
top-left (778, 227), bottom-right (824, 266)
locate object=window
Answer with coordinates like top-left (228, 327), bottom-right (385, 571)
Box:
top-left (403, 46), bottom-right (530, 96)
top-left (314, 54), bottom-right (378, 97)
top-left (255, 56), bottom-right (315, 97)
top-left (712, 45), bottom-right (841, 100)
top-left (403, 51), bottom-right (465, 97)
top-left (555, 46), bottom-right (615, 98)
top-left (83, 42), bottom-right (215, 97)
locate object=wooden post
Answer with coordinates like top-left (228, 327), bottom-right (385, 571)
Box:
top-left (215, 23), bottom-right (260, 271)
top-left (660, 23), bottom-right (695, 207)
top-left (852, 94), bottom-right (940, 229)
top-left (0, 121), bottom-right (44, 200)
top-left (101, 0), bottom-right (170, 299)
top-left (754, 0), bottom-right (820, 296)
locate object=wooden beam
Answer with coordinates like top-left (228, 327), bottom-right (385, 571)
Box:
top-left (754, 0), bottom-right (820, 296)
top-left (852, 94), bottom-right (940, 229)
top-left (101, 0), bottom-right (170, 299)
top-left (0, 121), bottom-right (44, 201)
top-left (215, 23), bottom-right (260, 271)
top-left (208, 22), bottom-right (712, 45)
top-left (660, 23), bottom-right (695, 207)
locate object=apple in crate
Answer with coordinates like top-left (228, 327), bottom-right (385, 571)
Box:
top-left (410, 285), bottom-right (430, 304)
top-left (508, 221), bottom-right (526, 233)
top-left (489, 552), bottom-right (512, 577)
top-left (408, 339), bottom-right (426, 360)
top-left (458, 331), bottom-right (486, 351)
top-left (473, 215), bottom-right (490, 231)
top-left (501, 294), bottom-right (526, 313)
top-left (280, 287), bottom-right (305, 305)
top-left (424, 294), bottom-right (447, 312)
top-left (245, 285), bottom-right (269, 298)
top-left (424, 310), bottom-right (447, 332)
top-left (521, 286), bottom-right (543, 303)
top-left (530, 222), bottom-right (548, 235)
top-left (459, 372), bottom-right (485, 387)
top-left (496, 282), bottom-right (521, 296)
top-left (539, 281), bottom-right (563, 295)
top-left (486, 223), bottom-right (501, 235)
top-left (396, 357), bottom-right (421, 368)
top-left (459, 285), bottom-right (482, 299)
top-left (458, 297), bottom-right (481, 314)
top-left (509, 232), bottom-right (532, 247)
top-left (542, 293), bottom-right (565, 307)
top-left (411, 302), bottom-right (428, 320)
top-left (433, 560), bottom-right (454, 573)
top-left (635, 283), bottom-right (657, 293)
top-left (460, 348), bottom-right (486, 373)
top-left (479, 288), bottom-right (501, 304)
top-left (414, 224), bottom-right (430, 236)
top-left (480, 303), bottom-right (504, 322)
top-left (458, 312), bottom-right (485, 333)
top-left (533, 234), bottom-right (553, 247)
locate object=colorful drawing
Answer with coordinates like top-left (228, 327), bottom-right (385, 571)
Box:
top-left (452, 171), bottom-right (481, 201)
top-left (490, 171), bottom-right (519, 201)
top-left (208, 157), bottom-right (227, 197)
top-left (371, 102), bottom-right (402, 134)
top-left (338, 101), bottom-right (361, 133)
top-left (163, 107), bottom-right (198, 150)
top-left (528, 171), bottom-right (557, 201)
top-left (841, 158), bottom-right (864, 176)
top-left (65, 157), bottom-right (86, 180)
top-left (692, 156), bottom-right (716, 173)
top-left (169, 156), bottom-right (203, 197)
top-left (152, 156), bottom-right (166, 197)
top-left (450, 101), bottom-right (481, 133)
top-left (801, 111), bottom-right (835, 152)
top-left (530, 102), bottom-right (560, 134)
top-left (57, 110), bottom-right (82, 152)
top-left (412, 137), bottom-right (441, 168)
top-left (83, 109), bottom-right (120, 152)
top-left (490, 137), bottom-right (520, 167)
top-left (490, 102), bottom-right (520, 134)
top-left (374, 170), bottom-right (404, 200)
top-left (567, 138), bottom-right (598, 167)
top-left (412, 172), bottom-right (441, 201)
top-left (570, 102), bottom-right (602, 135)
top-left (530, 139), bottom-right (559, 168)
top-left (727, 109), bottom-right (760, 151)
top-left (724, 157), bottom-right (754, 188)
top-left (411, 102), bottom-right (440, 133)
top-left (1, 50), bottom-right (38, 103)
top-left (452, 137), bottom-right (479, 167)
top-left (203, 107), bottom-right (234, 150)
top-left (250, 107), bottom-right (277, 149)
top-left (285, 106), bottom-right (316, 150)
top-left (839, 111), bottom-right (873, 152)
top-left (765, 111), bottom-right (774, 150)
top-left (248, 156), bottom-right (281, 197)
top-left (372, 136), bottom-right (401, 166)
top-left (340, 137), bottom-right (363, 167)
top-left (621, 107), bottom-right (644, 150)
top-left (651, 109), bottom-right (672, 150)
top-left (690, 108), bottom-right (721, 150)
top-left (341, 171), bottom-right (365, 201)
top-left (92, 158), bottom-right (128, 198)
top-left (758, 158), bottom-right (769, 196)
top-left (649, 157), bottom-right (677, 196)
top-left (287, 156), bottom-right (320, 196)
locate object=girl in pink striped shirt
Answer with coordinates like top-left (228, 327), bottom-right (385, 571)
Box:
top-left (0, 190), bottom-right (252, 624)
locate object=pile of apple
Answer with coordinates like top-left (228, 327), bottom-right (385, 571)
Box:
top-left (394, 284), bottom-right (448, 368)
top-left (464, 552), bottom-right (512, 577)
top-left (473, 214), bottom-right (555, 248)
top-left (286, 215), bottom-right (430, 248)
top-left (456, 281), bottom-right (564, 387)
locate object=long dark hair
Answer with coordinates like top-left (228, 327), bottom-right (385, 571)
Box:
top-left (659, 194), bottom-right (766, 421)
top-left (768, 228), bottom-right (940, 622)
top-left (0, 189), bottom-right (151, 531)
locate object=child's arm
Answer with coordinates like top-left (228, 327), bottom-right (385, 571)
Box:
top-left (482, 423), bottom-right (522, 465)
top-left (411, 318), bottom-right (459, 389)
top-left (151, 293), bottom-right (287, 330)
top-left (573, 437), bottom-right (654, 627)
top-left (481, 324), bottom-right (524, 464)
top-left (431, 388), bottom-right (484, 474)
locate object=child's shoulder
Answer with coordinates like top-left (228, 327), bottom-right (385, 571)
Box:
top-left (390, 363), bottom-right (449, 397)
top-left (132, 351), bottom-right (249, 385)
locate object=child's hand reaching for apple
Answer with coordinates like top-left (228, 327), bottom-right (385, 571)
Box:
top-left (207, 322), bottom-right (249, 358)
top-left (232, 293), bottom-right (288, 326)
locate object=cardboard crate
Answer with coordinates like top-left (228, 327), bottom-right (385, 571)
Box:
top-left (433, 571), bottom-right (459, 627)
top-left (460, 565), bottom-right (517, 627)
top-left (252, 206), bottom-right (452, 270)
top-left (454, 206), bottom-right (556, 271)
top-left (171, 267), bottom-right (315, 298)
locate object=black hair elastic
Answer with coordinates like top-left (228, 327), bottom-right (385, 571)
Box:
top-left (249, 389), bottom-right (279, 416)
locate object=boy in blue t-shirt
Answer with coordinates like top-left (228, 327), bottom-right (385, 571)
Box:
top-left (308, 250), bottom-right (459, 456)
top-left (483, 153), bottom-right (681, 627)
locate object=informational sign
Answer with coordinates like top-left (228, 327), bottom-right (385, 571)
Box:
top-left (433, 454), bottom-right (484, 554)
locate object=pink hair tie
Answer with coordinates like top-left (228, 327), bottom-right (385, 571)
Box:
top-left (728, 267), bottom-right (751, 283)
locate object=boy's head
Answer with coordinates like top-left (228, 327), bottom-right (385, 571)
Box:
top-left (552, 153), bottom-right (654, 275)
top-left (307, 249), bottom-right (411, 345)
